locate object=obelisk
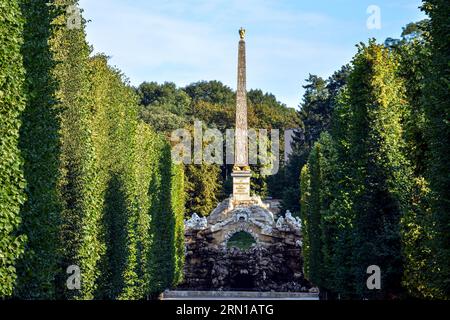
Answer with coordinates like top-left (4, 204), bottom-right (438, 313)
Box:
top-left (231, 28), bottom-right (252, 202)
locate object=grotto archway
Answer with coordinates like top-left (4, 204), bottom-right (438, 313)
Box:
top-left (226, 231), bottom-right (257, 250)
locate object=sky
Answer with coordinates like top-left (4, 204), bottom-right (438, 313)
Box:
top-left (79, 0), bottom-right (426, 109)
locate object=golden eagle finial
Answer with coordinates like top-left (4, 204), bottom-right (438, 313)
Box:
top-left (239, 27), bottom-right (246, 40)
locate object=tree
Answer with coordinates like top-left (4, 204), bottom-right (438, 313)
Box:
top-left (149, 142), bottom-right (186, 295)
top-left (300, 41), bottom-right (416, 300)
top-left (325, 90), bottom-right (355, 298)
top-left (300, 133), bottom-right (340, 298)
top-left (138, 82), bottom-right (190, 134)
top-left (185, 164), bottom-right (222, 217)
top-left (184, 80), bottom-right (235, 106)
top-left (283, 75), bottom-right (328, 214)
top-left (88, 54), bottom-right (140, 299)
top-left (138, 81), bottom-right (191, 114)
top-left (284, 67), bottom-right (350, 214)
top-left (15, 2), bottom-right (188, 300)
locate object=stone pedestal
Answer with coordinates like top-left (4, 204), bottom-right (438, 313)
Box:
top-left (231, 170), bottom-right (251, 201)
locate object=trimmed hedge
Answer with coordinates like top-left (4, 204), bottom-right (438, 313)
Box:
top-left (16, 0), bottom-right (62, 299)
top-left (148, 137), bottom-right (186, 296)
top-left (87, 55), bottom-right (186, 300)
top-left (18, 0), bottom-right (103, 300)
top-left (422, 0), bottom-right (450, 299)
top-left (10, 2), bottom-right (186, 300)
top-left (0, 0), bottom-right (27, 298)
top-left (300, 42), bottom-right (414, 299)
top-left (88, 54), bottom-right (139, 299)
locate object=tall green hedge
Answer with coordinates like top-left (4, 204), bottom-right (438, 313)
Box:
top-left (16, 0), bottom-right (62, 299)
top-left (300, 42), bottom-right (414, 299)
top-left (299, 165), bottom-right (311, 280)
top-left (148, 139), bottom-right (186, 296)
top-left (88, 55), bottom-right (185, 300)
top-left (172, 163), bottom-right (185, 286)
top-left (53, 0), bottom-right (104, 300)
top-left (395, 24), bottom-right (436, 299)
top-left (0, 0), bottom-right (27, 298)
top-left (88, 54), bottom-right (139, 299)
top-left (20, 0), bottom-right (104, 300)
top-left (346, 42), bottom-right (412, 299)
top-left (13, 1), bottom-right (184, 300)
top-left (422, 0), bottom-right (450, 299)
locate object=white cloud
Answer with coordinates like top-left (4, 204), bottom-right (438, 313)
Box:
top-left (79, 0), bottom-right (354, 108)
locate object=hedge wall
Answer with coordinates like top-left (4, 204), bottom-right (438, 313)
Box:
top-left (422, 0), bottom-right (450, 299)
top-left (16, 0), bottom-right (62, 299)
top-left (87, 55), bottom-right (185, 300)
top-left (148, 139), bottom-right (186, 295)
top-left (0, 0), bottom-right (27, 298)
top-left (3, 1), bottom-right (185, 300)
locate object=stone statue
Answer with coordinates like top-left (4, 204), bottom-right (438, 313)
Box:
top-left (185, 213), bottom-right (208, 230)
top-left (239, 27), bottom-right (246, 40)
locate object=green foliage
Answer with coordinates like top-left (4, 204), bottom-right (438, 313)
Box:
top-left (185, 163), bottom-right (222, 217)
top-left (138, 82), bottom-right (190, 133)
top-left (138, 81), bottom-right (191, 114)
top-left (16, 0), bottom-right (98, 299)
top-left (184, 80), bottom-right (235, 106)
top-left (343, 41), bottom-right (412, 299)
top-left (87, 54), bottom-right (139, 299)
top-left (284, 66), bottom-right (350, 214)
top-left (300, 42), bottom-right (415, 299)
top-left (11, 3), bottom-right (185, 300)
top-left (88, 56), bottom-right (186, 300)
top-left (421, 0), bottom-right (450, 299)
top-left (299, 164), bottom-right (310, 279)
top-left (300, 133), bottom-right (340, 294)
top-left (34, 0), bottom-right (104, 300)
top-left (0, 0), bottom-right (27, 298)
top-left (390, 21), bottom-right (438, 299)
top-left (172, 163), bottom-right (186, 286)
top-left (248, 89), bottom-right (300, 130)
top-left (149, 141), bottom-right (185, 295)
top-left (226, 231), bottom-right (256, 250)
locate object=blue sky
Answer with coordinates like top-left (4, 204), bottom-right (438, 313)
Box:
top-left (79, 0), bottom-right (426, 109)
